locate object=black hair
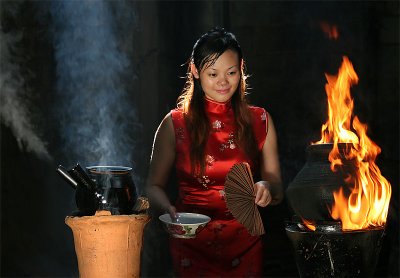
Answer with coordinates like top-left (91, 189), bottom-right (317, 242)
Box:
top-left (191, 27), bottom-right (243, 72)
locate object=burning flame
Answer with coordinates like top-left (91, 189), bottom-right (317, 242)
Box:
top-left (315, 56), bottom-right (392, 230)
top-left (320, 21), bottom-right (339, 40)
top-left (300, 218), bottom-right (316, 231)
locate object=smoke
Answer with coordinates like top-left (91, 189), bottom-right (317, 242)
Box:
top-left (0, 2), bottom-right (51, 160)
top-left (50, 0), bottom-right (140, 167)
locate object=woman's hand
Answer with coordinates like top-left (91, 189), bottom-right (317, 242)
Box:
top-left (254, 181), bottom-right (273, 207)
top-left (167, 205), bottom-right (178, 220)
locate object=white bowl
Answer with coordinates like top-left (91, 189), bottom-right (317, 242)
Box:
top-left (159, 212), bottom-right (211, 239)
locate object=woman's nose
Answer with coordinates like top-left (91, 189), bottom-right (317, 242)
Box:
top-left (217, 76), bottom-right (228, 85)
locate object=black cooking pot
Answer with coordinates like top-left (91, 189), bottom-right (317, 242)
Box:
top-left (86, 166), bottom-right (138, 215)
top-left (57, 164), bottom-right (138, 216)
top-left (286, 143), bottom-right (357, 221)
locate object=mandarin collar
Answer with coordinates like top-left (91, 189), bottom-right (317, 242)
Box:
top-left (204, 97), bottom-right (232, 114)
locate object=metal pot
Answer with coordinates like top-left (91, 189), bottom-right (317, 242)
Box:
top-left (86, 166), bottom-right (138, 215)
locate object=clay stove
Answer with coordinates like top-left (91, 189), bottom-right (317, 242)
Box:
top-left (57, 164), bottom-right (150, 278)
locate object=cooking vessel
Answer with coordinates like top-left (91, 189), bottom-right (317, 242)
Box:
top-left (86, 165), bottom-right (137, 215)
top-left (286, 143), bottom-right (356, 221)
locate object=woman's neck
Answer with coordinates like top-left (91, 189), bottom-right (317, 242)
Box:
top-left (204, 96), bottom-right (232, 104)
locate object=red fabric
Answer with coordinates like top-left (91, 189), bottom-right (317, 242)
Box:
top-left (170, 98), bottom-right (268, 277)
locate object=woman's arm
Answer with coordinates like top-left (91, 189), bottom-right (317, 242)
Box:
top-left (254, 113), bottom-right (284, 206)
top-left (145, 113), bottom-right (177, 217)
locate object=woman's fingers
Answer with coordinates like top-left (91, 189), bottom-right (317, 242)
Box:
top-left (254, 181), bottom-right (272, 207)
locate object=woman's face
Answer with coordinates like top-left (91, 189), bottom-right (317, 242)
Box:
top-left (193, 49), bottom-right (241, 103)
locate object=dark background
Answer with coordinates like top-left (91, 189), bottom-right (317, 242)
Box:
top-left (1, 1), bottom-right (398, 277)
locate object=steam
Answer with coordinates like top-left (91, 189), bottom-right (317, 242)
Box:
top-left (50, 1), bottom-right (139, 167)
top-left (0, 3), bottom-right (50, 160)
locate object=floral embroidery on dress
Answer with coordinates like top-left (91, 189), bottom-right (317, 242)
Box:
top-left (207, 240), bottom-right (224, 257)
top-left (176, 127), bottom-right (185, 140)
top-left (196, 175), bottom-right (215, 189)
top-left (220, 132), bottom-right (236, 151)
top-left (261, 110), bottom-right (267, 121)
top-left (181, 258), bottom-right (191, 267)
top-left (219, 190), bottom-right (225, 200)
top-left (235, 226), bottom-right (246, 236)
top-left (210, 222), bottom-right (226, 235)
top-left (232, 258), bottom-right (240, 267)
top-left (212, 120), bottom-right (224, 131)
top-left (206, 154), bottom-right (216, 167)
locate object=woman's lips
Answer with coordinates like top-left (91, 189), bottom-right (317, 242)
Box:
top-left (216, 88), bottom-right (230, 94)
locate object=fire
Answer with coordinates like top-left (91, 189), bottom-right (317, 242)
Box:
top-left (320, 21), bottom-right (339, 40)
top-left (315, 56), bottom-right (392, 230)
top-left (300, 218), bottom-right (316, 231)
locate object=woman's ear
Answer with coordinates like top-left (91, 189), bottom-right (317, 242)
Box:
top-left (191, 63), bottom-right (200, 79)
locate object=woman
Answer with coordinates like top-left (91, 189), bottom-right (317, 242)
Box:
top-left (146, 27), bottom-right (283, 277)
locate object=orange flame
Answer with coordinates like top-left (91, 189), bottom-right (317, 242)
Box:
top-left (315, 56), bottom-right (391, 230)
top-left (301, 218), bottom-right (316, 231)
top-left (320, 21), bottom-right (339, 40)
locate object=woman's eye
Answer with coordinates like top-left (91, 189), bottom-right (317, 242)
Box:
top-left (209, 73), bottom-right (217, 77)
top-left (228, 71), bottom-right (237, 75)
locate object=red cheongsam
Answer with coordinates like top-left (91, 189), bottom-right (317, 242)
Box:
top-left (170, 97), bottom-right (268, 277)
